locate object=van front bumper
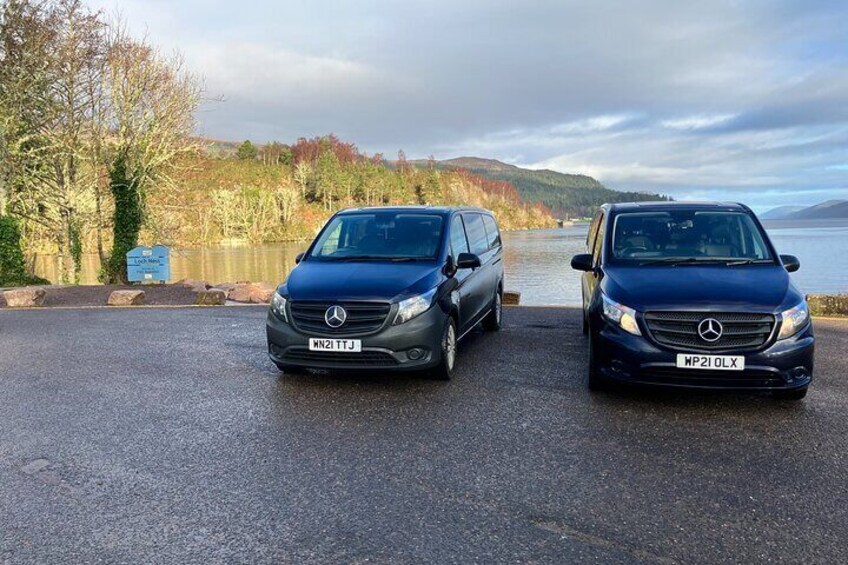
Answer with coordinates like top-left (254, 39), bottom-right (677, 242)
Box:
top-left (592, 319), bottom-right (814, 391)
top-left (266, 305), bottom-right (446, 371)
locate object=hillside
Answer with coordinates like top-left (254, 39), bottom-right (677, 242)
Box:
top-left (140, 139), bottom-right (556, 247)
top-left (412, 157), bottom-right (667, 218)
top-left (760, 205), bottom-right (805, 220)
top-left (762, 199), bottom-right (848, 220)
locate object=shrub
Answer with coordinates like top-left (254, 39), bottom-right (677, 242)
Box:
top-left (0, 216), bottom-right (49, 286)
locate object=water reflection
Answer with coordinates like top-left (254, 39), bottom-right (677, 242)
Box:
top-left (32, 220), bottom-right (848, 306)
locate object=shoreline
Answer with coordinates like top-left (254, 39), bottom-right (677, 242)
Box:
top-left (2, 283), bottom-right (846, 317)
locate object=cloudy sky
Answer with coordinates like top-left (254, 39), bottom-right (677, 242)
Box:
top-left (91, 0), bottom-right (847, 210)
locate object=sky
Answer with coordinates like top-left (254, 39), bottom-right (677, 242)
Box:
top-left (89, 0), bottom-right (848, 211)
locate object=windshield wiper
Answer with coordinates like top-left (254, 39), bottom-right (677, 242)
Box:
top-left (321, 255), bottom-right (383, 262)
top-left (639, 257), bottom-right (725, 266)
top-left (725, 259), bottom-right (774, 266)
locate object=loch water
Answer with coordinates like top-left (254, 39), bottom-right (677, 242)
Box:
top-left (34, 219), bottom-right (848, 306)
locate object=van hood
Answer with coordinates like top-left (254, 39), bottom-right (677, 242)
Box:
top-left (602, 264), bottom-right (802, 313)
top-left (281, 260), bottom-right (442, 302)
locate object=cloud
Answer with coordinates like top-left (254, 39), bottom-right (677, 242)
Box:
top-left (85, 0), bottom-right (848, 208)
top-left (660, 114), bottom-right (738, 131)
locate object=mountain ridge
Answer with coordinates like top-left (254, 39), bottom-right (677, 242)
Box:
top-left (409, 156), bottom-right (667, 218)
top-left (762, 199), bottom-right (848, 220)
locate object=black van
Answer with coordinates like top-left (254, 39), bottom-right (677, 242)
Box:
top-left (571, 201), bottom-right (814, 399)
top-left (267, 206), bottom-right (504, 379)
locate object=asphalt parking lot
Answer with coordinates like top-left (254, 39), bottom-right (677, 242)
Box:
top-left (1, 306), bottom-right (847, 564)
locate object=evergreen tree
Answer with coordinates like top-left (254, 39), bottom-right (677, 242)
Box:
top-left (236, 140), bottom-right (258, 161)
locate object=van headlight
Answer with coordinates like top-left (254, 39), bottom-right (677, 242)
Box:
top-left (778, 301), bottom-right (809, 340)
top-left (393, 289), bottom-right (438, 325)
top-left (601, 294), bottom-right (642, 336)
top-left (270, 292), bottom-right (288, 323)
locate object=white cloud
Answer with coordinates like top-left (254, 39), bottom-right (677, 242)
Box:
top-left (550, 114), bottom-right (637, 134)
top-left (185, 43), bottom-right (408, 108)
top-left (660, 114), bottom-right (737, 131)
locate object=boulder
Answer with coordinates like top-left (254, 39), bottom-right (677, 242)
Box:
top-left (228, 281), bottom-right (276, 304)
top-left (3, 287), bottom-right (46, 308)
top-left (195, 288), bottom-right (227, 306)
top-left (176, 279), bottom-right (210, 293)
top-left (214, 282), bottom-right (238, 293)
top-left (107, 290), bottom-right (145, 306)
top-left (503, 290), bottom-right (521, 306)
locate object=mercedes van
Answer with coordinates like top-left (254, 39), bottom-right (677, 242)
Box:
top-left (571, 201), bottom-right (814, 399)
top-left (267, 207), bottom-right (504, 379)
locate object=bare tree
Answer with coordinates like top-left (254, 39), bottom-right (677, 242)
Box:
top-left (102, 22), bottom-right (203, 282)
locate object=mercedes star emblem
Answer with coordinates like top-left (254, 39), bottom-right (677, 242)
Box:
top-left (325, 305), bottom-right (347, 328)
top-left (697, 318), bottom-right (723, 342)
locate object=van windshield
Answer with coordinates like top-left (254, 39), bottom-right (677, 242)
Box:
top-left (309, 212), bottom-right (444, 261)
top-left (610, 210), bottom-right (775, 264)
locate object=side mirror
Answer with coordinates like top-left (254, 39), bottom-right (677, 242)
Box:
top-left (295, 252), bottom-right (305, 264)
top-left (571, 253), bottom-right (594, 272)
top-left (780, 254), bottom-right (800, 273)
top-left (456, 252), bottom-right (481, 270)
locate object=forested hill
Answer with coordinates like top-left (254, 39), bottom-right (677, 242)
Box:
top-left (412, 157), bottom-right (668, 218)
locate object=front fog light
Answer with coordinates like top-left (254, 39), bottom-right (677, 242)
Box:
top-left (601, 294), bottom-right (642, 336)
top-left (778, 301), bottom-right (809, 340)
top-left (270, 292), bottom-right (288, 323)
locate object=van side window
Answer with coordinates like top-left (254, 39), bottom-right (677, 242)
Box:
top-left (482, 215), bottom-right (501, 249)
top-left (592, 213), bottom-right (605, 265)
top-left (450, 215), bottom-right (470, 256)
top-left (463, 213), bottom-right (489, 255)
top-left (587, 211), bottom-right (601, 251)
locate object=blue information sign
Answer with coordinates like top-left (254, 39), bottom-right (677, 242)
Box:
top-left (127, 245), bottom-right (170, 283)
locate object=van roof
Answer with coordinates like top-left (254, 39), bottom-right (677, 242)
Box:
top-left (606, 201), bottom-right (751, 213)
top-left (336, 205), bottom-right (494, 216)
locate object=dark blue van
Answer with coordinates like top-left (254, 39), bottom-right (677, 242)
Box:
top-left (267, 206), bottom-right (504, 379)
top-left (571, 201), bottom-right (814, 399)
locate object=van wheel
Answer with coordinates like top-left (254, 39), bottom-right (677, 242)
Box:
top-left (274, 362), bottom-right (303, 375)
top-left (587, 333), bottom-right (607, 392)
top-left (775, 387), bottom-right (807, 401)
top-left (482, 291), bottom-right (502, 331)
top-left (582, 310), bottom-right (589, 335)
top-left (430, 318), bottom-right (458, 380)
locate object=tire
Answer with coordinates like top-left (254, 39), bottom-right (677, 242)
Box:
top-left (587, 333), bottom-right (607, 392)
top-left (774, 387), bottom-right (807, 401)
top-left (482, 290), bottom-right (502, 332)
top-left (274, 361), bottom-right (304, 375)
top-left (430, 317), bottom-right (458, 380)
top-left (582, 310), bottom-right (589, 336)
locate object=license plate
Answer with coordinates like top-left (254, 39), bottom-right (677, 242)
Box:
top-left (308, 338), bottom-right (362, 353)
top-left (676, 354), bottom-right (744, 371)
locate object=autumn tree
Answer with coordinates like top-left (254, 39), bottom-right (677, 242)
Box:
top-left (0, 0), bottom-right (105, 283)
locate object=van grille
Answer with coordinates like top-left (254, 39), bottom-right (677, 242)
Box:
top-left (289, 301), bottom-right (392, 335)
top-left (643, 311), bottom-right (776, 352)
top-left (283, 348), bottom-right (398, 367)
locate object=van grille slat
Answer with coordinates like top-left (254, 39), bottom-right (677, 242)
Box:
top-left (283, 348), bottom-right (398, 367)
top-left (644, 311), bottom-right (776, 352)
top-left (289, 301), bottom-right (392, 335)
